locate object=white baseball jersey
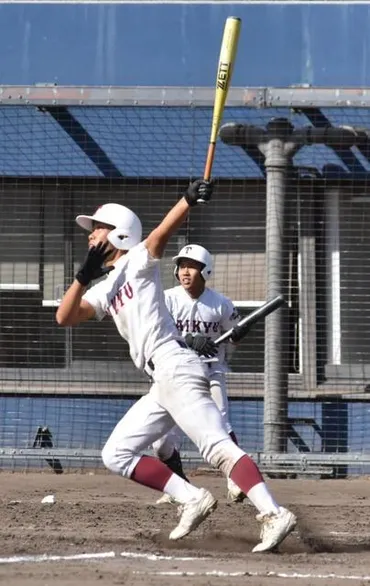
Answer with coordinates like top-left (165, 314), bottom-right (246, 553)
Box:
top-left (164, 285), bottom-right (240, 374)
top-left (83, 241), bottom-right (183, 371)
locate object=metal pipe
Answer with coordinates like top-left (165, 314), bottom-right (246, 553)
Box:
top-left (259, 129), bottom-right (296, 453)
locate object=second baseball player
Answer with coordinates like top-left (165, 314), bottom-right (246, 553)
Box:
top-left (153, 244), bottom-right (245, 504)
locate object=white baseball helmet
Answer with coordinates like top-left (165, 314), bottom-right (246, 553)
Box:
top-left (173, 244), bottom-right (213, 281)
top-left (76, 203), bottom-right (142, 251)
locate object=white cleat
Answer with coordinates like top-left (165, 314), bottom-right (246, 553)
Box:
top-left (227, 478), bottom-right (246, 503)
top-left (155, 493), bottom-right (178, 506)
top-left (169, 488), bottom-right (218, 541)
top-left (252, 506), bottom-right (297, 553)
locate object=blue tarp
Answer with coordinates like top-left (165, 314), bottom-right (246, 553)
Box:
top-left (1, 105), bottom-right (368, 178)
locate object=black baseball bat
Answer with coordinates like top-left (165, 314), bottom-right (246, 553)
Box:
top-left (214, 295), bottom-right (285, 346)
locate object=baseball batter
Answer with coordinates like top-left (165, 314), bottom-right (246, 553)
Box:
top-left (153, 244), bottom-right (245, 504)
top-left (56, 179), bottom-right (297, 552)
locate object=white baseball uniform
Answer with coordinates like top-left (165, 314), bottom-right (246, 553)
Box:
top-left (83, 241), bottom-right (244, 479)
top-left (152, 285), bottom-right (240, 460)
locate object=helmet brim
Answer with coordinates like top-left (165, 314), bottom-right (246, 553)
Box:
top-left (76, 215), bottom-right (95, 232)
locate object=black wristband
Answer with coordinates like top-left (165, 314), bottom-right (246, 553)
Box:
top-left (75, 270), bottom-right (90, 287)
top-left (184, 192), bottom-right (198, 207)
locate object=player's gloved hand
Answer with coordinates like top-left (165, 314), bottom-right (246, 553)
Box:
top-left (185, 333), bottom-right (218, 358)
top-left (229, 324), bottom-right (248, 343)
top-left (75, 242), bottom-right (114, 287)
top-left (184, 179), bottom-right (213, 207)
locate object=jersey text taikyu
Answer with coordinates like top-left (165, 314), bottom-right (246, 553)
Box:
top-left (176, 319), bottom-right (220, 334)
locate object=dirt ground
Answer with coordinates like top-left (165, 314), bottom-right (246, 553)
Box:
top-left (0, 470), bottom-right (369, 586)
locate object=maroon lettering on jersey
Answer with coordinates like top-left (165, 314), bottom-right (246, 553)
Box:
top-left (123, 282), bottom-right (133, 299)
top-left (203, 321), bottom-right (212, 334)
top-left (110, 296), bottom-right (119, 315)
top-left (175, 318), bottom-right (219, 334)
top-left (116, 288), bottom-right (125, 309)
top-left (108, 281), bottom-right (133, 316)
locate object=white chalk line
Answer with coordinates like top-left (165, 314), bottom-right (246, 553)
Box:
top-left (120, 551), bottom-right (207, 561)
top-left (329, 530), bottom-right (370, 537)
top-left (0, 550), bottom-right (205, 565)
top-left (133, 570), bottom-right (370, 580)
top-left (0, 552), bottom-right (116, 564)
top-left (2, 546), bottom-right (370, 582)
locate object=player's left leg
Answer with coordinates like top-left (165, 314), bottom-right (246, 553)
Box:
top-left (152, 426), bottom-right (188, 479)
top-left (209, 372), bottom-right (246, 503)
top-left (152, 426), bottom-right (189, 504)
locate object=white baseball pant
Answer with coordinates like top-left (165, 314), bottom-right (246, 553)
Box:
top-left (101, 341), bottom-right (243, 478)
top-left (152, 370), bottom-right (232, 461)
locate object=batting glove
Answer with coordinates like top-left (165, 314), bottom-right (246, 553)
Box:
top-left (229, 324), bottom-right (245, 343)
top-left (184, 179), bottom-right (213, 207)
top-left (75, 242), bottom-right (114, 287)
top-left (185, 333), bottom-right (218, 358)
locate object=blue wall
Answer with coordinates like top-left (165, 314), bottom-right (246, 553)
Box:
top-left (1, 3), bottom-right (370, 87)
top-left (0, 396), bottom-right (364, 473)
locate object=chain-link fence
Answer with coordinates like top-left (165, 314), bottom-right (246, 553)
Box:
top-left (1, 86), bottom-right (370, 476)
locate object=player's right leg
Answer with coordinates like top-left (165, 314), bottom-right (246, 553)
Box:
top-left (101, 393), bottom-right (217, 540)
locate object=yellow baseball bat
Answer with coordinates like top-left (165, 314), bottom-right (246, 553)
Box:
top-left (203, 16), bottom-right (241, 183)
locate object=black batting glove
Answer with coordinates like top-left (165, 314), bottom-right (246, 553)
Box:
top-left (230, 325), bottom-right (243, 343)
top-left (184, 179), bottom-right (213, 207)
top-left (75, 242), bottom-right (114, 287)
top-left (230, 322), bottom-right (252, 343)
top-left (185, 333), bottom-right (218, 358)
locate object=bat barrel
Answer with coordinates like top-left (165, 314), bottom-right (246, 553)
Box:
top-left (214, 295), bottom-right (285, 346)
top-left (203, 16), bottom-right (241, 185)
top-left (245, 295), bottom-right (285, 323)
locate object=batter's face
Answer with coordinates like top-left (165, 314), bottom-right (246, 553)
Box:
top-left (177, 258), bottom-right (205, 297)
top-left (88, 221), bottom-right (122, 264)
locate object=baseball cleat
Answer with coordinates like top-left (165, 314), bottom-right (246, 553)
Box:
top-left (155, 493), bottom-right (177, 506)
top-left (169, 488), bottom-right (217, 540)
top-left (252, 506), bottom-right (297, 553)
top-left (227, 478), bottom-right (246, 503)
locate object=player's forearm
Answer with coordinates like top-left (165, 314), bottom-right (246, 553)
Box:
top-left (146, 197), bottom-right (190, 259)
top-left (56, 280), bottom-right (87, 326)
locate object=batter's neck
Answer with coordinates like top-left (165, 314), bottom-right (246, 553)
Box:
top-left (186, 284), bottom-right (206, 300)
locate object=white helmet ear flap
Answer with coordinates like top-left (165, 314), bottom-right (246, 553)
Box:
top-left (108, 228), bottom-right (131, 250)
top-left (201, 265), bottom-right (212, 280)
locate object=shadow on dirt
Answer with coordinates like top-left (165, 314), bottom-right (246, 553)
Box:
top-left (296, 519), bottom-right (370, 554)
top-left (147, 524), bottom-right (370, 556)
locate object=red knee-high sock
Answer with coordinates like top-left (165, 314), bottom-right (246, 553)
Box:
top-left (229, 454), bottom-right (264, 494)
top-left (131, 455), bottom-right (173, 492)
top-left (229, 431), bottom-right (238, 445)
